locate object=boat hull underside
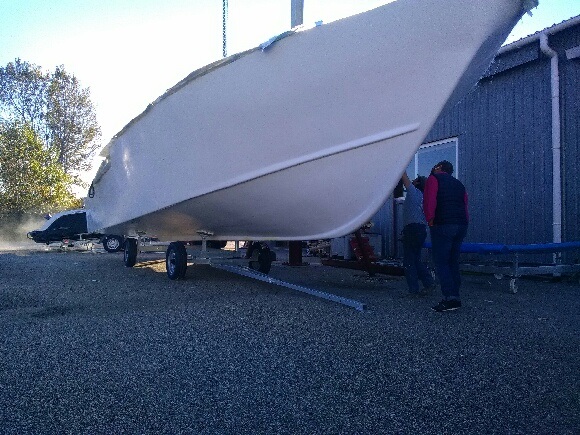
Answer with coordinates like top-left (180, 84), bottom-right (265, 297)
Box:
top-left (97, 134), bottom-right (415, 241)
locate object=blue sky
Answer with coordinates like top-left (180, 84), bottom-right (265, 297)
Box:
top-left (1, 0), bottom-right (578, 179)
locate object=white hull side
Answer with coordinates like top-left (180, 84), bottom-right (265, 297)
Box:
top-left (94, 130), bottom-right (418, 240)
top-left (86, 0), bottom-right (533, 240)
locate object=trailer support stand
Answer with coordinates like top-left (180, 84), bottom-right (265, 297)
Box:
top-left (211, 263), bottom-right (367, 311)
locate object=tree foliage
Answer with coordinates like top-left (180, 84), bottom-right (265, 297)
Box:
top-left (0, 59), bottom-right (48, 136)
top-left (0, 58), bottom-right (101, 176)
top-left (47, 66), bottom-right (101, 173)
top-left (0, 122), bottom-right (81, 217)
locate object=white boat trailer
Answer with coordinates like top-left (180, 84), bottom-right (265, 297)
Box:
top-left (125, 236), bottom-right (367, 311)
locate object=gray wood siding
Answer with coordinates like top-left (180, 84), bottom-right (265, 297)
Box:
top-left (374, 20), bottom-right (579, 261)
top-left (559, 27), bottom-right (580, 245)
top-left (425, 55), bottom-right (554, 245)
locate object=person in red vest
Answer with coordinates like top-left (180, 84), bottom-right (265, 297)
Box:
top-left (423, 160), bottom-right (469, 312)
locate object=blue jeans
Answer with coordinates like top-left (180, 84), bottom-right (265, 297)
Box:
top-left (429, 224), bottom-right (468, 300)
top-left (403, 223), bottom-right (434, 293)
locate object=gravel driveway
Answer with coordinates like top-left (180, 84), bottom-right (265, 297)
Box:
top-left (1, 246), bottom-right (578, 434)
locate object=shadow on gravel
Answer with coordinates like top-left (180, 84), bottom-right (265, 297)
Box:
top-left (30, 305), bottom-right (85, 319)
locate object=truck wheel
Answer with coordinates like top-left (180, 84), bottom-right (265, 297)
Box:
top-left (103, 235), bottom-right (123, 252)
top-left (166, 242), bottom-right (187, 280)
top-left (124, 238), bottom-right (138, 267)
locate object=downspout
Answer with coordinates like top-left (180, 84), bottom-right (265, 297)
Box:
top-left (539, 33), bottom-right (562, 255)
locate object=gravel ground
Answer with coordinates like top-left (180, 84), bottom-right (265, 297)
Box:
top-left (0, 245), bottom-right (579, 434)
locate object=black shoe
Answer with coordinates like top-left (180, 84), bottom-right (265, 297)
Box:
top-left (432, 300), bottom-right (461, 312)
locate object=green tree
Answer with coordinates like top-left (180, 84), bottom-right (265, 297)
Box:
top-left (47, 66), bottom-right (101, 173)
top-left (0, 58), bottom-right (101, 177)
top-left (0, 122), bottom-right (81, 217)
top-left (0, 59), bottom-right (49, 137)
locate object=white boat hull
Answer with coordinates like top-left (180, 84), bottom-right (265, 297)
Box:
top-left (86, 0), bottom-right (535, 241)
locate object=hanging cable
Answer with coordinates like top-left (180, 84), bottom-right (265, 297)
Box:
top-left (222, 0), bottom-right (228, 58)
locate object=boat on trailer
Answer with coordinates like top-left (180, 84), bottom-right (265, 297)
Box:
top-left (85, 0), bottom-right (537, 279)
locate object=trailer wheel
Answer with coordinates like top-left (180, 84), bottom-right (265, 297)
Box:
top-left (166, 242), bottom-right (187, 280)
top-left (248, 245), bottom-right (274, 274)
top-left (124, 238), bottom-right (138, 267)
top-left (103, 235), bottom-right (123, 253)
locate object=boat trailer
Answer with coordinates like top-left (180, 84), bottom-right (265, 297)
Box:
top-left (123, 237), bottom-right (367, 311)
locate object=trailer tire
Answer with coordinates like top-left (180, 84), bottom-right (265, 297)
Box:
top-left (248, 245), bottom-right (274, 274)
top-left (124, 238), bottom-right (138, 267)
top-left (259, 248), bottom-right (276, 274)
top-left (166, 242), bottom-right (187, 280)
top-left (103, 235), bottom-right (123, 253)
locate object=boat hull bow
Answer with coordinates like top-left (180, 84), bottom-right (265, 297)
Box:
top-left (86, 0), bottom-right (535, 241)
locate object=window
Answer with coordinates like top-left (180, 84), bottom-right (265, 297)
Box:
top-left (48, 213), bottom-right (87, 234)
top-left (406, 137), bottom-right (458, 179)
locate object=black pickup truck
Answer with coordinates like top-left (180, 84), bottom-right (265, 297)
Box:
top-left (27, 209), bottom-right (124, 252)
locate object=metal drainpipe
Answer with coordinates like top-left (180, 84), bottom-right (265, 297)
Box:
top-left (539, 33), bottom-right (562, 256)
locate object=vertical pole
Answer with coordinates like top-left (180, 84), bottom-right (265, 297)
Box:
top-left (291, 0), bottom-right (304, 28)
top-left (288, 0), bottom-right (305, 267)
top-left (288, 240), bottom-right (303, 266)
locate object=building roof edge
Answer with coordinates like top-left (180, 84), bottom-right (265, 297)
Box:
top-left (500, 14), bottom-right (580, 54)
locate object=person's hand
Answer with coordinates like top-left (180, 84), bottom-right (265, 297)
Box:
top-left (401, 171), bottom-right (411, 189)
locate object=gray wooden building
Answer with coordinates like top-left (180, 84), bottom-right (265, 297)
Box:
top-left (373, 15), bottom-right (580, 261)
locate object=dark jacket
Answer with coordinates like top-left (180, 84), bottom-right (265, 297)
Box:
top-left (431, 173), bottom-right (468, 225)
